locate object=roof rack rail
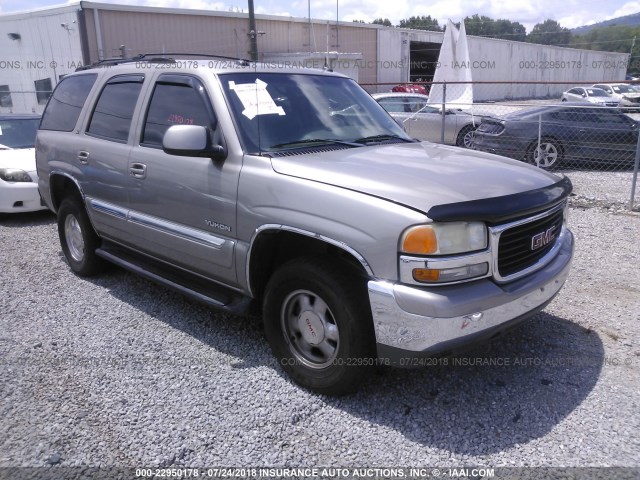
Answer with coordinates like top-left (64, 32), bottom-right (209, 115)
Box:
top-left (76, 53), bottom-right (251, 71)
top-left (143, 53), bottom-right (251, 64)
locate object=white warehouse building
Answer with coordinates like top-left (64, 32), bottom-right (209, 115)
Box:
top-left (0, 1), bottom-right (629, 114)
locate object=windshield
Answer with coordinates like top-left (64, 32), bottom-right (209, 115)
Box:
top-left (220, 72), bottom-right (411, 153)
top-left (0, 118), bottom-right (40, 148)
top-left (586, 88), bottom-right (609, 97)
top-left (612, 85), bottom-right (633, 93)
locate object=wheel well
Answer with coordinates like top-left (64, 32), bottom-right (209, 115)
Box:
top-left (248, 230), bottom-right (369, 302)
top-left (50, 175), bottom-right (83, 211)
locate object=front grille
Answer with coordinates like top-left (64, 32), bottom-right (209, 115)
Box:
top-left (497, 208), bottom-right (564, 277)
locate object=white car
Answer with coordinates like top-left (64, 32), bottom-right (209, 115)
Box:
top-left (0, 115), bottom-right (48, 213)
top-left (372, 92), bottom-right (484, 148)
top-left (560, 87), bottom-right (619, 107)
top-left (591, 83), bottom-right (640, 108)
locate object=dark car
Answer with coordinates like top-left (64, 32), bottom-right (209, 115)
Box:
top-left (473, 104), bottom-right (638, 169)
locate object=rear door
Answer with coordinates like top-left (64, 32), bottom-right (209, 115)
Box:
top-left (76, 74), bottom-right (146, 240)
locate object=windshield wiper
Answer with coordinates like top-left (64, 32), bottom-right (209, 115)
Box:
top-left (353, 134), bottom-right (416, 144)
top-left (270, 138), bottom-right (362, 149)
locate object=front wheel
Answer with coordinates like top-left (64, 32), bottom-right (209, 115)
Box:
top-left (456, 124), bottom-right (476, 148)
top-left (57, 197), bottom-right (106, 276)
top-left (263, 257), bottom-right (376, 395)
top-left (526, 138), bottom-right (563, 170)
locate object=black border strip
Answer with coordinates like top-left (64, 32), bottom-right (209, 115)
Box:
top-left (427, 176), bottom-right (572, 224)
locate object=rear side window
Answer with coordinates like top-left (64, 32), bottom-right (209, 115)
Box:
top-left (142, 78), bottom-right (214, 147)
top-left (40, 74), bottom-right (97, 132)
top-left (87, 75), bottom-right (144, 142)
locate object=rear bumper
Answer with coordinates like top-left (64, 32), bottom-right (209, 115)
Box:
top-left (368, 229), bottom-right (573, 364)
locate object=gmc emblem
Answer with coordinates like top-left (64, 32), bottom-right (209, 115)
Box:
top-left (531, 225), bottom-right (558, 251)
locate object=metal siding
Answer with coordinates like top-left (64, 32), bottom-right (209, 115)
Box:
top-left (0, 6), bottom-right (84, 114)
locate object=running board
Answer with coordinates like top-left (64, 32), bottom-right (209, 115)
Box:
top-left (95, 244), bottom-right (251, 315)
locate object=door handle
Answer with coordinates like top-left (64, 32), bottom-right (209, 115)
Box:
top-left (78, 151), bottom-right (90, 164)
top-left (129, 163), bottom-right (147, 179)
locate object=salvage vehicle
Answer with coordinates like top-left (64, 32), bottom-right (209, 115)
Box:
top-left (37, 56), bottom-right (574, 394)
top-left (473, 104), bottom-right (637, 170)
top-left (372, 92), bottom-right (483, 148)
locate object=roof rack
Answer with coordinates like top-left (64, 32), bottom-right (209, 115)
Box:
top-left (76, 53), bottom-right (251, 72)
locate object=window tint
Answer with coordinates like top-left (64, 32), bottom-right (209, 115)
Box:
top-left (87, 75), bottom-right (144, 142)
top-left (34, 78), bottom-right (53, 105)
top-left (0, 85), bottom-right (12, 108)
top-left (377, 97), bottom-right (406, 113)
top-left (142, 81), bottom-right (213, 146)
top-left (40, 74), bottom-right (97, 132)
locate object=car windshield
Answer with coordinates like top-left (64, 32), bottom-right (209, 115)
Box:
top-left (0, 118), bottom-right (40, 148)
top-left (612, 85), bottom-right (633, 93)
top-left (586, 89), bottom-right (609, 97)
top-left (220, 72), bottom-right (411, 153)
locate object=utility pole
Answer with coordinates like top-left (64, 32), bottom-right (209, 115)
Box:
top-left (248, 0), bottom-right (258, 61)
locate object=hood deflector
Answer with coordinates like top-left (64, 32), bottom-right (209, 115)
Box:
top-left (427, 176), bottom-right (572, 225)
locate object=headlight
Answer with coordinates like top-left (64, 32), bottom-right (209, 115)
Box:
top-left (401, 222), bottom-right (487, 255)
top-left (0, 168), bottom-right (32, 183)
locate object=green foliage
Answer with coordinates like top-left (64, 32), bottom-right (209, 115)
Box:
top-left (527, 19), bottom-right (571, 46)
top-left (372, 18), bottom-right (392, 27)
top-left (461, 14), bottom-right (526, 41)
top-left (571, 24), bottom-right (638, 53)
top-left (398, 15), bottom-right (442, 32)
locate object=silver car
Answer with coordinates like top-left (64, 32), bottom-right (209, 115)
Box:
top-left (560, 87), bottom-right (619, 107)
top-left (36, 57), bottom-right (574, 395)
top-left (372, 92), bottom-right (482, 148)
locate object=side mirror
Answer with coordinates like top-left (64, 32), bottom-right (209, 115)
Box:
top-left (162, 125), bottom-right (226, 160)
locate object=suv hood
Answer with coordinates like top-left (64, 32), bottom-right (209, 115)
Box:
top-left (270, 142), bottom-right (560, 214)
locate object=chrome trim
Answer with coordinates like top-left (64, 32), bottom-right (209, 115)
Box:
top-left (89, 198), bottom-right (127, 219)
top-left (399, 250), bottom-right (493, 285)
top-left (245, 224), bottom-right (374, 297)
top-left (397, 202), bottom-right (567, 287)
top-left (127, 211), bottom-right (226, 249)
top-left (489, 202), bottom-right (566, 284)
top-left (89, 198), bottom-right (227, 249)
top-left (370, 230), bottom-right (573, 353)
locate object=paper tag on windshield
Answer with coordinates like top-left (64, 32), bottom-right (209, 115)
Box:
top-left (229, 79), bottom-right (285, 120)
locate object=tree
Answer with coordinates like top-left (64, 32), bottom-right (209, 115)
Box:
top-left (398, 15), bottom-right (442, 32)
top-left (527, 19), bottom-right (571, 46)
top-left (460, 14), bottom-right (526, 41)
top-left (372, 18), bottom-right (392, 27)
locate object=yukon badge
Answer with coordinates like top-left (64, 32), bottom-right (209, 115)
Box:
top-left (531, 225), bottom-right (557, 251)
top-left (205, 219), bottom-right (232, 232)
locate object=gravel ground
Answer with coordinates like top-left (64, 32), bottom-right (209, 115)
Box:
top-left (1, 173), bottom-right (639, 472)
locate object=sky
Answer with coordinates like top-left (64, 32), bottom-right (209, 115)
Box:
top-left (0, 0), bottom-right (639, 33)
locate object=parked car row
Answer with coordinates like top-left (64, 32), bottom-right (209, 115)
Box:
top-left (560, 83), bottom-right (640, 109)
top-left (372, 91), bottom-right (638, 170)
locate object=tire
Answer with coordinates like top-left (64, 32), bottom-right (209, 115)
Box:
top-left (263, 256), bottom-right (376, 395)
top-left (526, 137), bottom-right (563, 170)
top-left (456, 124), bottom-right (476, 148)
top-left (57, 197), bottom-right (106, 276)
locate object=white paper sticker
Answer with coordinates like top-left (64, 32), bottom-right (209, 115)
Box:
top-left (0, 126), bottom-right (3, 135)
top-left (229, 79), bottom-right (285, 120)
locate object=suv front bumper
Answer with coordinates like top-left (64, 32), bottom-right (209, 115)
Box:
top-left (368, 229), bottom-right (573, 364)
